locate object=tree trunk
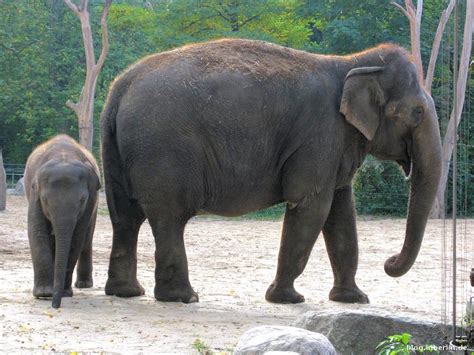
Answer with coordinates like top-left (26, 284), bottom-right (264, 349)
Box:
top-left (392, 0), bottom-right (424, 79)
top-left (393, 0), bottom-right (473, 219)
top-left (0, 148), bottom-right (6, 211)
top-left (425, 0), bottom-right (456, 93)
top-left (64, 0), bottom-right (112, 151)
top-left (430, 0), bottom-right (473, 218)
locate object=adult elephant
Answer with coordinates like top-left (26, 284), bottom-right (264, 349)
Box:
top-left (101, 39), bottom-right (442, 304)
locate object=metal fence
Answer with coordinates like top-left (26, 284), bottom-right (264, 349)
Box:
top-left (4, 163), bottom-right (25, 188)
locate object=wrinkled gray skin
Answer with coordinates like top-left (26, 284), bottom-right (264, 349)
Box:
top-left (24, 135), bottom-right (100, 308)
top-left (101, 39), bottom-right (442, 304)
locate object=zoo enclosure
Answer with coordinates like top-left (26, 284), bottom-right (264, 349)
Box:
top-left (4, 163), bottom-right (25, 189)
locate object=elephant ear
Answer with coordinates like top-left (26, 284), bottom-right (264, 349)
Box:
top-left (84, 161), bottom-right (101, 191)
top-left (340, 66), bottom-right (385, 141)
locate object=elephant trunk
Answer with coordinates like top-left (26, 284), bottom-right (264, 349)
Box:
top-left (384, 111), bottom-right (442, 277)
top-left (51, 219), bottom-right (75, 309)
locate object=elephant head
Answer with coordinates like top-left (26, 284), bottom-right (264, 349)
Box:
top-left (35, 159), bottom-right (100, 308)
top-left (340, 51), bottom-right (442, 277)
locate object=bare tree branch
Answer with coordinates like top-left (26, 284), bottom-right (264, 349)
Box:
top-left (201, 3), bottom-right (233, 23)
top-left (212, 8), bottom-right (232, 23)
top-left (182, 14), bottom-right (219, 30)
top-left (63, 0), bottom-right (80, 15)
top-left (66, 99), bottom-right (79, 114)
top-left (425, 0), bottom-right (455, 92)
top-left (64, 0), bottom-right (112, 150)
top-left (95, 0), bottom-right (112, 74)
top-left (415, 0), bottom-right (423, 26)
top-left (240, 13), bottom-right (261, 28)
top-left (436, 0), bottom-right (474, 206)
top-left (391, 2), bottom-right (409, 18)
top-left (430, 0), bottom-right (474, 217)
top-left (0, 39), bottom-right (38, 57)
top-left (83, 0), bottom-right (88, 10)
top-left (392, 0), bottom-right (424, 80)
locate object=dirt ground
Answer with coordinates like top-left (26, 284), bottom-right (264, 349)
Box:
top-left (0, 194), bottom-right (472, 354)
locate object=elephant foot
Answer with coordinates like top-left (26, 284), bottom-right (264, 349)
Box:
top-left (329, 286), bottom-right (369, 304)
top-left (62, 287), bottom-right (73, 298)
top-left (75, 278), bottom-right (93, 288)
top-left (154, 284), bottom-right (199, 303)
top-left (33, 285), bottom-right (53, 299)
top-left (265, 283), bottom-right (305, 304)
top-left (105, 278), bottom-right (145, 297)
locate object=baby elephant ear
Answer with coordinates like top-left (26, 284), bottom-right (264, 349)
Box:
top-left (84, 161), bottom-right (101, 191)
top-left (340, 66), bottom-right (385, 141)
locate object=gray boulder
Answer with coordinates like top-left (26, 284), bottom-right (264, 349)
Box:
top-left (295, 309), bottom-right (457, 355)
top-left (15, 177), bottom-right (25, 196)
top-left (234, 325), bottom-right (336, 355)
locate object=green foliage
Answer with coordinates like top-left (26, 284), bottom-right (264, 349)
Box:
top-left (243, 204), bottom-right (286, 220)
top-left (192, 338), bottom-right (212, 355)
top-left (0, 0), bottom-right (472, 217)
top-left (376, 333), bottom-right (413, 354)
top-left (354, 157), bottom-right (409, 216)
top-left (0, 1), bottom-right (81, 161)
top-left (297, 0), bottom-right (409, 53)
top-left (376, 332), bottom-right (440, 354)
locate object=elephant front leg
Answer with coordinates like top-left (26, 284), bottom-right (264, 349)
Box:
top-left (266, 195), bottom-right (333, 304)
top-left (322, 186), bottom-right (369, 304)
top-left (28, 204), bottom-right (54, 298)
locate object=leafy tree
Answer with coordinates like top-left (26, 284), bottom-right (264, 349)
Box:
top-left (0, 1), bottom-right (81, 162)
top-left (0, 0), bottom-right (471, 216)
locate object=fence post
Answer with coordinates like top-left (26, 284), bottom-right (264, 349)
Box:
top-left (0, 148), bottom-right (6, 211)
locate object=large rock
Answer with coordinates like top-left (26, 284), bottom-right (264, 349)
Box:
top-left (234, 325), bottom-right (336, 355)
top-left (295, 309), bottom-right (457, 355)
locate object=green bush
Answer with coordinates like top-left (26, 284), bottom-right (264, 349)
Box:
top-left (354, 157), bottom-right (409, 217)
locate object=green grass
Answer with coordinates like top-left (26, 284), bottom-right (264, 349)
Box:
top-left (191, 338), bottom-right (233, 355)
top-left (97, 208), bottom-right (109, 216)
top-left (96, 204), bottom-right (286, 221)
top-left (240, 203), bottom-right (286, 220)
top-left (192, 339), bottom-right (212, 354)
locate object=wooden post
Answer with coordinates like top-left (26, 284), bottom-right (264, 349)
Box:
top-left (0, 148), bottom-right (6, 211)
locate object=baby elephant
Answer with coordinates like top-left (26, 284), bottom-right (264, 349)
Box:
top-left (24, 135), bottom-right (100, 308)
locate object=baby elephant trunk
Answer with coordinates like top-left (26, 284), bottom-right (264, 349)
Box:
top-left (51, 220), bottom-right (75, 309)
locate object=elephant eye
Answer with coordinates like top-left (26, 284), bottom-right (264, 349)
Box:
top-left (413, 106), bottom-right (424, 124)
top-left (414, 106), bottom-right (424, 117)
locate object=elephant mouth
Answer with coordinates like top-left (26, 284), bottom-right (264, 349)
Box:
top-left (397, 159), bottom-right (412, 178)
top-left (396, 137), bottom-right (413, 178)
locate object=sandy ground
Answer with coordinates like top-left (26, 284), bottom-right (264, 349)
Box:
top-left (0, 194), bottom-right (473, 354)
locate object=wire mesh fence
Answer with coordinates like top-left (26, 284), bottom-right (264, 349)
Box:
top-left (4, 163), bottom-right (25, 189)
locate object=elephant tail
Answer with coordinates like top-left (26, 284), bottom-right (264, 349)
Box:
top-left (100, 76), bottom-right (132, 224)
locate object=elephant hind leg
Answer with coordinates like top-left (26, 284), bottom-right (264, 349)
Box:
top-left (322, 186), bottom-right (369, 304)
top-left (142, 199), bottom-right (198, 304)
top-left (105, 187), bottom-right (146, 298)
